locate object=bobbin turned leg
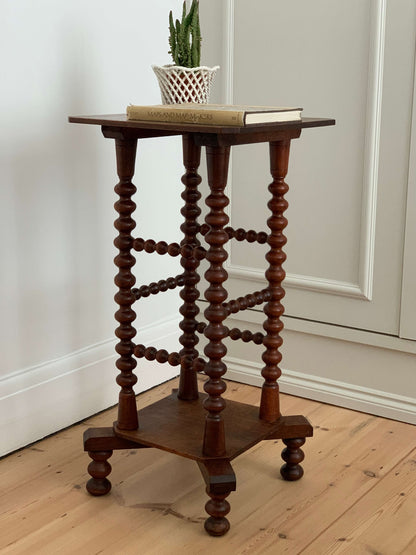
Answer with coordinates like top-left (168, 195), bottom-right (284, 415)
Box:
top-left (280, 437), bottom-right (306, 481)
top-left (198, 459), bottom-right (236, 537)
top-left (178, 135), bottom-right (202, 401)
top-left (202, 144), bottom-right (231, 458)
top-left (113, 136), bottom-right (139, 430)
top-left (260, 140), bottom-right (291, 423)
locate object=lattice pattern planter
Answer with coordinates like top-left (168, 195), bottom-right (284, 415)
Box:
top-left (152, 64), bottom-right (219, 104)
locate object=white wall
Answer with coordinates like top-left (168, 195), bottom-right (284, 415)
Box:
top-left (0, 0), bottom-right (190, 456)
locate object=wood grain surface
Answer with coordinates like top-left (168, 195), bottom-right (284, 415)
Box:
top-left (2, 377), bottom-right (415, 554)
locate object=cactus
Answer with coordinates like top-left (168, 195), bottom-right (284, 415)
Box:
top-left (168, 0), bottom-right (201, 67)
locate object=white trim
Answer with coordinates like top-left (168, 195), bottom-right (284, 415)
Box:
top-left (0, 338), bottom-right (116, 399)
top-left (223, 0), bottom-right (235, 261)
top-left (359, 0), bottom-right (386, 301)
top-left (226, 1), bottom-right (387, 302)
top-left (399, 25), bottom-right (416, 340)
top-left (224, 0), bottom-right (234, 104)
top-left (224, 356), bottom-right (416, 425)
top-left (0, 317), bottom-right (180, 457)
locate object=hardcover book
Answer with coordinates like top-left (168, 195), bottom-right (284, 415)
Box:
top-left (126, 103), bottom-right (303, 126)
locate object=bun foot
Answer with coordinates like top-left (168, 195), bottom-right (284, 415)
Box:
top-left (204, 516), bottom-right (230, 537)
top-left (280, 438), bottom-right (305, 481)
top-left (86, 477), bottom-right (112, 496)
top-left (86, 450), bottom-right (113, 496)
top-left (204, 494), bottom-right (231, 536)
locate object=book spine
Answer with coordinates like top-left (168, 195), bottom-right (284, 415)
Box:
top-left (126, 106), bottom-right (245, 126)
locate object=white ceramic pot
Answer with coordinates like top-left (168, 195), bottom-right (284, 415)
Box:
top-left (152, 64), bottom-right (219, 104)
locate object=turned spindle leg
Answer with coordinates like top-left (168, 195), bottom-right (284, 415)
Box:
top-left (114, 137), bottom-right (139, 430)
top-left (178, 135), bottom-right (202, 401)
top-left (198, 459), bottom-right (236, 537)
top-left (280, 437), bottom-right (306, 481)
top-left (260, 140), bottom-right (291, 423)
top-left (86, 450), bottom-right (113, 496)
top-left (202, 145), bottom-right (231, 458)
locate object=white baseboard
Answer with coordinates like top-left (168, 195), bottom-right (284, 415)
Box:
top-left (224, 356), bottom-right (416, 425)
top-left (0, 318), bottom-right (180, 457)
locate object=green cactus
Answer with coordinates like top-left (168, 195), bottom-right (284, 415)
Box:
top-left (168, 0), bottom-right (201, 67)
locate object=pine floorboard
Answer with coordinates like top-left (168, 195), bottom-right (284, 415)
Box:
top-left (1, 376), bottom-right (416, 554)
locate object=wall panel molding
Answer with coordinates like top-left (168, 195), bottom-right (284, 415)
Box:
top-left (359, 0), bottom-right (387, 301)
top-left (226, 0), bottom-right (387, 302)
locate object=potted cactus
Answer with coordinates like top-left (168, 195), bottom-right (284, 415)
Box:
top-left (152, 0), bottom-right (219, 104)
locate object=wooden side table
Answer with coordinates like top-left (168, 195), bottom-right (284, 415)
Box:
top-left (68, 114), bottom-right (335, 536)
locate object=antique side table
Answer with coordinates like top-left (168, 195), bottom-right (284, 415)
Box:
top-left (68, 114), bottom-right (335, 536)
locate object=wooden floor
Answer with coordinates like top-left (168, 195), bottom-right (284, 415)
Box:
top-left (2, 376), bottom-right (416, 554)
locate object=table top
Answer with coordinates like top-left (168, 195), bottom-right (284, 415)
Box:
top-left (68, 114), bottom-right (335, 134)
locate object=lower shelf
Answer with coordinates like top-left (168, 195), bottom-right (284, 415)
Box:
top-left (113, 391), bottom-right (313, 462)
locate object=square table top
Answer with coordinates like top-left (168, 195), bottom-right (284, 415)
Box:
top-left (69, 114), bottom-right (335, 147)
top-left (68, 113), bottom-right (335, 134)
